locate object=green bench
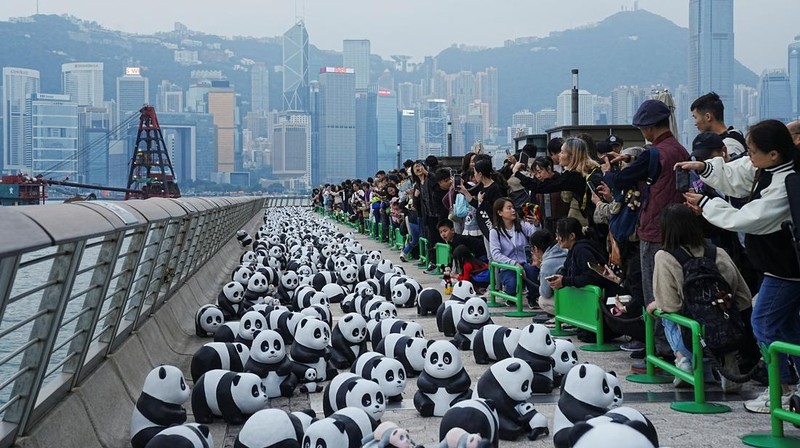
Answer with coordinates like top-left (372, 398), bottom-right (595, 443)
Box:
top-left (551, 285), bottom-right (619, 352)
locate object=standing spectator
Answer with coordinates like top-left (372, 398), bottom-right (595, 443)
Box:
top-left (458, 159), bottom-right (505, 259)
top-left (690, 92), bottom-right (747, 159)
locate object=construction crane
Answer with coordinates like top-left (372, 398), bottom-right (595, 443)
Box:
top-left (125, 106), bottom-right (181, 200)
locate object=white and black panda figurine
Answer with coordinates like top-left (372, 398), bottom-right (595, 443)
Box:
top-left (276, 270), bottom-right (301, 306)
top-left (218, 281), bottom-right (245, 320)
top-left (243, 269), bottom-right (272, 309)
top-left (375, 334), bottom-right (431, 378)
top-left (437, 301), bottom-right (466, 338)
top-left (235, 310), bottom-right (268, 348)
top-left (566, 407), bottom-right (659, 448)
top-left (195, 304), bottom-right (224, 337)
top-left (417, 287), bottom-right (443, 316)
top-left (453, 297), bottom-right (493, 350)
top-left (236, 229), bottom-right (254, 248)
top-left (289, 317), bottom-right (337, 393)
top-left (130, 365), bottom-right (191, 448)
top-left (449, 280), bottom-right (476, 302)
top-left (337, 263), bottom-right (360, 292)
top-left (322, 372), bottom-right (386, 424)
top-left (191, 369), bottom-right (269, 424)
top-left (474, 357), bottom-right (549, 441)
top-left (362, 421), bottom-right (421, 448)
top-left (472, 325), bottom-right (521, 365)
top-left (413, 340), bottom-right (472, 417)
top-left (244, 330), bottom-right (298, 398)
top-left (234, 409), bottom-right (316, 448)
top-left (266, 308), bottom-right (303, 345)
top-left (213, 322), bottom-right (239, 344)
top-left (329, 313), bottom-right (368, 370)
top-left (144, 423), bottom-right (212, 448)
top-left (352, 352), bottom-right (407, 403)
top-left (312, 271), bottom-right (339, 291)
top-left (513, 323), bottom-right (557, 393)
top-left (302, 407), bottom-right (373, 448)
top-left (552, 363), bottom-right (616, 448)
top-left (552, 338), bottom-right (580, 386)
top-left (607, 372), bottom-right (623, 408)
top-left (301, 304), bottom-right (333, 327)
top-left (438, 398), bottom-right (499, 448)
top-left (232, 265), bottom-right (253, 288)
top-left (321, 282), bottom-right (346, 304)
top-left (190, 342), bottom-right (250, 383)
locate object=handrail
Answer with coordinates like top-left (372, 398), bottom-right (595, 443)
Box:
top-left (0, 195), bottom-right (268, 447)
top-left (488, 261), bottom-right (536, 318)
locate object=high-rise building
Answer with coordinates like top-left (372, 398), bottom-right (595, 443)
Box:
top-left (556, 90), bottom-right (595, 126)
top-left (207, 84), bottom-right (236, 173)
top-left (77, 105), bottom-right (111, 185)
top-left (251, 62), bottom-right (270, 112)
top-left (186, 81), bottom-right (212, 113)
top-left (534, 108), bottom-right (557, 134)
top-left (399, 110), bottom-right (418, 162)
top-left (419, 99), bottom-right (448, 158)
top-left (316, 67), bottom-right (356, 184)
top-left (25, 93), bottom-right (78, 179)
top-left (157, 80), bottom-right (184, 113)
top-left (2, 67), bottom-right (40, 173)
top-left (789, 35), bottom-right (800, 119)
top-left (375, 88), bottom-right (398, 171)
top-left (116, 67), bottom-right (149, 127)
top-left (451, 71), bottom-right (476, 118)
top-left (62, 62), bottom-right (104, 107)
top-left (273, 113), bottom-right (311, 186)
top-left (512, 109), bottom-right (535, 133)
top-left (477, 67), bottom-right (499, 127)
top-left (343, 39), bottom-right (370, 90)
top-left (397, 82), bottom-right (421, 110)
top-left (758, 69), bottom-right (793, 123)
top-left (689, 0), bottom-right (734, 107)
top-left (733, 84), bottom-right (759, 129)
top-left (158, 112), bottom-right (217, 181)
top-left (282, 21), bottom-right (309, 112)
top-left (611, 86), bottom-right (647, 125)
top-left (354, 91), bottom-right (372, 179)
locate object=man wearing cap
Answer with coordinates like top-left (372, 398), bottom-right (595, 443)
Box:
top-left (601, 99), bottom-right (689, 357)
top-left (606, 134), bottom-right (624, 152)
top-left (690, 92), bottom-right (747, 158)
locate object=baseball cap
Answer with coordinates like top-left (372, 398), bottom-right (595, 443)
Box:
top-left (691, 132), bottom-right (725, 161)
top-left (606, 134), bottom-right (623, 147)
top-left (632, 100), bottom-right (671, 127)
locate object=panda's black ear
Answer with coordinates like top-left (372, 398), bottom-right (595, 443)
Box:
top-left (427, 340), bottom-right (435, 348)
top-left (579, 365), bottom-right (587, 378)
top-left (347, 380), bottom-right (358, 392)
top-left (506, 362), bottom-right (521, 372)
top-left (232, 375), bottom-right (241, 386)
top-left (344, 315), bottom-right (353, 323)
top-left (158, 366), bottom-right (167, 379)
top-left (236, 344), bottom-right (245, 353)
top-left (197, 424), bottom-right (211, 438)
top-left (609, 370), bottom-right (617, 377)
top-left (567, 422), bottom-right (594, 446)
top-left (528, 325), bottom-right (535, 333)
top-left (504, 329), bottom-right (512, 337)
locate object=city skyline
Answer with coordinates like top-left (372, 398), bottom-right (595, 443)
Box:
top-left (2, 1), bottom-right (799, 75)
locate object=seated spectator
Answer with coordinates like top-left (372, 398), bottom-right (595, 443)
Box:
top-left (546, 217), bottom-right (616, 292)
top-left (489, 197), bottom-right (541, 304)
top-left (647, 204), bottom-right (751, 392)
top-left (530, 229), bottom-right (567, 316)
top-left (438, 219), bottom-right (487, 261)
top-left (452, 245), bottom-right (490, 290)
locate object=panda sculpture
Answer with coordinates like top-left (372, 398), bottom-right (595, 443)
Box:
top-left (566, 407), bottom-right (659, 448)
top-left (413, 340), bottom-right (472, 417)
top-left (190, 342), bottom-right (250, 383)
top-left (329, 313), bottom-right (368, 370)
top-left (552, 363), bottom-right (616, 448)
top-left (195, 304), bottom-right (224, 337)
top-left (300, 304), bottom-right (332, 327)
top-left (130, 365), bottom-right (191, 448)
top-left (217, 281), bottom-right (245, 320)
top-left (276, 270), bottom-right (301, 306)
top-left (552, 338), bottom-right (580, 386)
top-left (352, 352), bottom-right (407, 402)
top-left (337, 264), bottom-right (360, 292)
top-left (513, 323), bottom-right (557, 393)
top-left (390, 281), bottom-right (419, 309)
top-left (243, 269), bottom-right (272, 309)
top-left (234, 310), bottom-right (268, 348)
top-left (362, 421), bottom-right (421, 448)
top-left (236, 229), bottom-right (253, 248)
top-left (375, 334), bottom-right (431, 378)
top-left (312, 271), bottom-right (338, 291)
top-left (437, 301), bottom-right (466, 338)
top-left (417, 287), bottom-right (443, 316)
top-left (370, 319), bottom-right (425, 350)
top-left (293, 286), bottom-right (329, 311)
top-left (289, 316), bottom-right (337, 393)
top-left (449, 280), bottom-right (477, 302)
top-left (438, 398), bottom-right (499, 448)
top-left (213, 322), bottom-right (239, 344)
top-left (232, 265), bottom-right (253, 288)
top-left (607, 372), bottom-right (623, 408)
top-left (472, 325), bottom-right (521, 365)
top-left (143, 423), bottom-right (212, 448)
top-left (234, 409), bottom-right (316, 448)
top-left (244, 330), bottom-right (298, 398)
top-left (453, 297), bottom-right (493, 350)
top-left (322, 372), bottom-right (386, 424)
top-left (474, 357), bottom-right (549, 441)
top-left (321, 282), bottom-right (346, 304)
top-left (191, 369), bottom-right (269, 424)
top-left (302, 407), bottom-right (374, 448)
top-left (266, 308), bottom-right (303, 345)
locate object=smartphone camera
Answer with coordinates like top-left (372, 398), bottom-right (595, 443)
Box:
top-left (454, 174), bottom-right (461, 189)
top-left (675, 169), bottom-right (691, 193)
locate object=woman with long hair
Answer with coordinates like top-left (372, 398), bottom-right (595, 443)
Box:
top-left (458, 159), bottom-right (506, 258)
top-left (452, 244), bottom-right (490, 289)
top-left (489, 197), bottom-right (541, 304)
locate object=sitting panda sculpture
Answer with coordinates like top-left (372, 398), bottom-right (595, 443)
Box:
top-left (329, 313), bottom-right (368, 369)
top-left (552, 363), bottom-right (616, 448)
top-left (289, 316), bottom-right (337, 393)
top-left (302, 407), bottom-right (374, 448)
top-left (352, 352), bottom-right (407, 402)
top-left (191, 370), bottom-right (268, 424)
top-left (513, 323), bottom-right (557, 393)
top-left (194, 304), bottom-right (224, 337)
top-left (375, 334), bottom-right (430, 378)
top-left (190, 342), bottom-right (249, 383)
top-left (244, 330), bottom-right (298, 398)
top-left (130, 365), bottom-right (191, 448)
top-left (472, 325), bottom-right (521, 365)
top-left (413, 340), bottom-right (472, 417)
top-left (438, 398), bottom-right (499, 448)
top-left (552, 338), bottom-right (579, 386)
top-left (234, 408), bottom-right (316, 448)
top-left (453, 297), bottom-right (493, 350)
top-left (321, 372), bottom-right (386, 425)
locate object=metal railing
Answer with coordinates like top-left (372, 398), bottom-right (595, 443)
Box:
top-left (0, 196), bottom-right (265, 447)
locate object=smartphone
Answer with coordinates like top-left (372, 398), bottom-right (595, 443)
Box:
top-left (675, 169), bottom-right (691, 193)
top-left (586, 179), bottom-right (600, 193)
top-left (453, 174), bottom-right (461, 189)
top-left (519, 152), bottom-right (530, 166)
top-left (587, 261), bottom-right (605, 276)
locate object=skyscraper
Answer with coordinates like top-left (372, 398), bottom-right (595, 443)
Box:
top-left (251, 62), bottom-right (269, 112)
top-left (375, 88), bottom-right (398, 171)
top-left (25, 93), bottom-right (78, 179)
top-left (273, 113), bottom-right (311, 186)
top-left (116, 67), bottom-right (149, 127)
top-left (758, 69), bottom-right (793, 123)
top-left (77, 105), bottom-right (111, 185)
top-left (789, 35), bottom-right (800, 119)
top-left (354, 91), bottom-right (373, 179)
top-left (419, 99), bottom-right (448, 158)
top-left (62, 63), bottom-right (104, 107)
top-left (316, 67), bottom-right (356, 184)
top-left (156, 80), bottom-right (184, 113)
top-left (343, 39), bottom-right (370, 90)
top-left (282, 21), bottom-right (309, 112)
top-left (512, 109), bottom-right (535, 133)
top-left (477, 67), bottom-right (499, 128)
top-left (158, 112), bottom-right (217, 181)
top-left (207, 84), bottom-right (236, 173)
top-left (556, 90), bottom-right (595, 126)
top-left (688, 0), bottom-right (734, 107)
top-left (399, 110), bottom-right (418, 162)
top-left (2, 67), bottom-right (40, 174)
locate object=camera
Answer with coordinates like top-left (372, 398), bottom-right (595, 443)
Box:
top-left (454, 174), bottom-right (461, 189)
top-left (675, 169), bottom-right (691, 193)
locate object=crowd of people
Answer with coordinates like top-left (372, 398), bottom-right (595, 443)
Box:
top-left (312, 92), bottom-right (800, 414)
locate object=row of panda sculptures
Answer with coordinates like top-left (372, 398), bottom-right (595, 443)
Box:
top-left (130, 206), bottom-right (661, 448)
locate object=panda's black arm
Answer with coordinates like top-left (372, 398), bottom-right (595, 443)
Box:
top-left (415, 372), bottom-right (438, 393)
top-left (276, 358), bottom-right (294, 376)
top-left (444, 369), bottom-right (471, 394)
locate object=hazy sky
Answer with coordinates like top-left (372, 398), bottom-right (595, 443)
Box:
top-left (3, 0), bottom-right (798, 74)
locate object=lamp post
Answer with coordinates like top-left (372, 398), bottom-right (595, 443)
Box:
top-left (571, 69), bottom-right (579, 126)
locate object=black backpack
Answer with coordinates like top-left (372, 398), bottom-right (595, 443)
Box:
top-left (668, 245), bottom-right (745, 356)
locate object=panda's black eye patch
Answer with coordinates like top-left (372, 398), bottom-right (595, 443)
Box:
top-left (386, 371), bottom-right (394, 382)
top-left (273, 340), bottom-right (281, 350)
top-left (361, 394), bottom-right (372, 407)
top-left (261, 341), bottom-right (269, 352)
top-left (561, 352), bottom-right (569, 362)
top-left (429, 353), bottom-right (438, 364)
top-left (443, 353), bottom-right (452, 365)
top-left (352, 329), bottom-right (360, 337)
top-left (522, 379), bottom-right (529, 392)
top-left (251, 384), bottom-right (259, 397)
top-left (314, 329), bottom-right (321, 338)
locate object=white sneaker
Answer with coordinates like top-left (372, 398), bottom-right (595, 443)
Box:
top-left (673, 356), bottom-right (693, 388)
top-left (744, 387), bottom-right (792, 414)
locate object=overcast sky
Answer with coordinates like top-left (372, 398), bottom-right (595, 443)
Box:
top-left (3, 0), bottom-right (798, 74)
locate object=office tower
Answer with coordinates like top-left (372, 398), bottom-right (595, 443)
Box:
top-left (158, 112), bottom-right (217, 181)
top-left (397, 82), bottom-right (421, 110)
top-left (419, 99), bottom-right (448, 157)
top-left (464, 108), bottom-right (484, 155)
top-left (451, 71), bottom-right (476, 118)
top-left (556, 90), bottom-right (595, 126)
top-left (116, 67), bottom-right (149, 126)
top-left (77, 105), bottom-right (111, 185)
top-left (25, 94), bottom-right (78, 179)
top-left (186, 81), bottom-right (212, 113)
top-left (375, 88), bottom-right (398, 171)
top-left (689, 0), bottom-right (734, 107)
top-left (534, 108), bottom-right (557, 134)
top-left (477, 67), bottom-right (499, 128)
top-left (282, 21), bottom-right (309, 112)
top-left (251, 62), bottom-right (269, 112)
top-left (246, 111), bottom-right (269, 139)
top-left (758, 69), bottom-right (793, 123)
top-left (789, 35), bottom-right (800, 119)
top-left (399, 110), bottom-right (418, 162)
top-left (2, 67), bottom-right (40, 174)
top-left (354, 91), bottom-right (373, 179)
top-left (62, 62), bottom-right (104, 106)
top-left (157, 80), bottom-right (184, 113)
top-left (316, 67), bottom-right (356, 184)
top-left (733, 84), bottom-right (759, 129)
top-left (343, 39), bottom-right (370, 90)
top-left (512, 109), bottom-right (535, 134)
top-left (611, 85), bottom-right (647, 125)
top-left (206, 84), bottom-right (236, 173)
top-left (273, 113), bottom-right (311, 186)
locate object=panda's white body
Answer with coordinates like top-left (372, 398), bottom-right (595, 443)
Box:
top-left (439, 398), bottom-right (500, 448)
top-left (190, 342), bottom-right (250, 383)
top-left (513, 324), bottom-right (556, 393)
top-left (234, 409), bottom-right (316, 448)
top-left (552, 363), bottom-right (616, 448)
top-left (194, 304), bottom-right (224, 337)
top-left (352, 352), bottom-right (407, 402)
top-left (144, 423), bottom-right (212, 448)
top-left (453, 298), bottom-right (493, 350)
top-left (302, 407), bottom-right (374, 448)
top-left (375, 334), bottom-right (430, 378)
top-left (130, 365), bottom-right (191, 448)
top-left (472, 325), bottom-right (521, 365)
top-left (192, 369), bottom-right (268, 424)
top-left (552, 339), bottom-right (579, 386)
top-left (322, 372), bottom-right (386, 423)
top-left (566, 407), bottom-right (658, 448)
top-left (245, 330), bottom-right (298, 398)
top-left (413, 341), bottom-right (472, 417)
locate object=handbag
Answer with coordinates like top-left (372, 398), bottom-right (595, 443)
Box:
top-left (454, 193), bottom-right (470, 218)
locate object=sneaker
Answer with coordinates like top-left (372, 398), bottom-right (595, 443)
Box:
top-left (630, 361), bottom-right (667, 375)
top-left (629, 349), bottom-right (646, 360)
top-left (744, 387), bottom-right (793, 414)
top-left (673, 356), bottom-right (693, 388)
top-left (620, 340), bottom-right (645, 352)
top-left (399, 254), bottom-right (408, 263)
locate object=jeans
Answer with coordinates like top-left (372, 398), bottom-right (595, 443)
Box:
top-left (663, 319), bottom-right (692, 361)
top-left (641, 240), bottom-right (671, 356)
top-left (403, 219), bottom-right (420, 255)
top-left (499, 264), bottom-right (539, 299)
top-left (751, 275), bottom-right (800, 383)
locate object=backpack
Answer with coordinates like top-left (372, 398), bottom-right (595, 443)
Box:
top-left (668, 245), bottom-right (746, 356)
top-left (609, 146), bottom-right (660, 242)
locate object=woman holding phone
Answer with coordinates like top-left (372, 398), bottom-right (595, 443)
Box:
top-left (489, 197), bottom-right (541, 304)
top-left (546, 217), bottom-right (618, 292)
